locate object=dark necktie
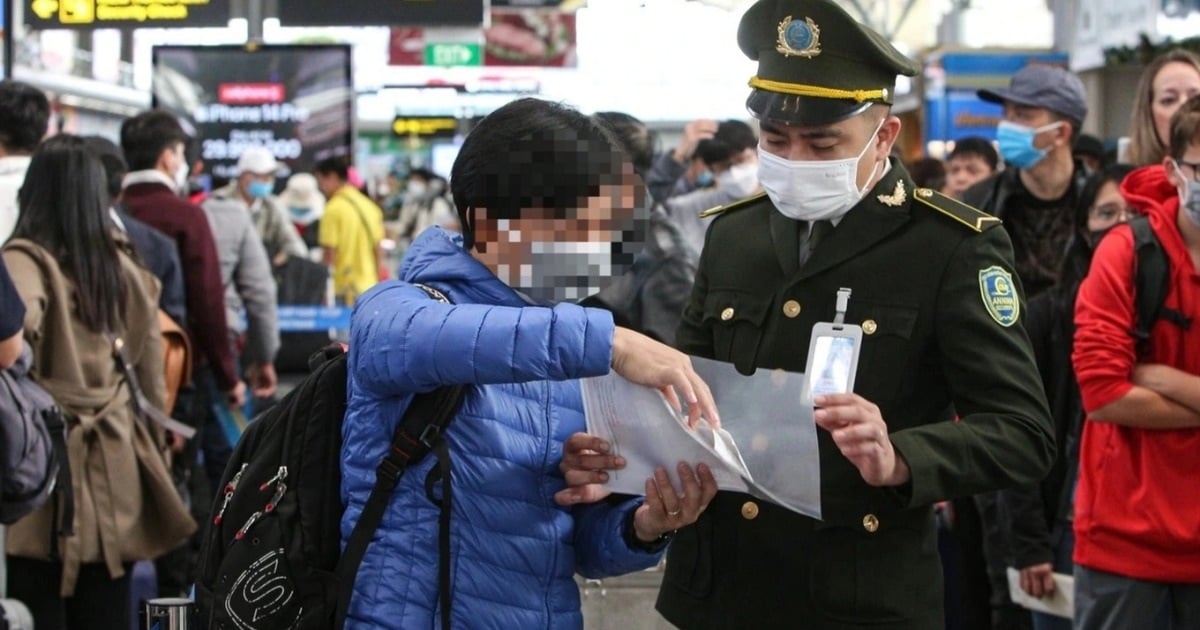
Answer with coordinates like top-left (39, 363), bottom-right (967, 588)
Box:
top-left (798, 219), bottom-right (833, 267)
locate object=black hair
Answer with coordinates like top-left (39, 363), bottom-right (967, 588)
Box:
top-left (694, 138), bottom-right (733, 167)
top-left (907, 157), bottom-right (946, 189)
top-left (120, 109), bottom-right (188, 171)
top-left (1073, 134), bottom-right (1105, 160)
top-left (0, 81), bottom-right (50, 154)
top-left (314, 156), bottom-right (350, 181)
top-left (714, 120), bottom-right (757, 152)
top-left (450, 97), bottom-right (629, 249)
top-left (1057, 163), bottom-right (1136, 293)
top-left (948, 136), bottom-right (999, 171)
top-left (594, 111), bottom-right (656, 177)
top-left (407, 167), bottom-right (437, 182)
top-left (81, 135), bottom-right (127, 200)
top-left (11, 135), bottom-right (126, 333)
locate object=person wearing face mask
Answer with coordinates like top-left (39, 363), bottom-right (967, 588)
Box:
top-left (662, 120), bottom-right (762, 258)
top-left (637, 1), bottom-right (1054, 628)
top-left (1070, 94), bottom-right (1200, 630)
top-left (958, 64), bottom-right (1090, 630)
top-left (961, 65), bottom-right (1091, 301)
top-left (996, 165), bottom-right (1134, 630)
top-left (119, 110), bottom-right (245, 411)
top-left (205, 146), bottom-right (307, 267)
top-left (338, 97), bottom-right (722, 629)
top-left (394, 167), bottom-right (459, 257)
top-left (646, 118), bottom-right (720, 203)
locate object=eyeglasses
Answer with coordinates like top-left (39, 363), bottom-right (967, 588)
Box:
top-left (1089, 203), bottom-right (1133, 223)
top-left (1176, 159), bottom-right (1200, 183)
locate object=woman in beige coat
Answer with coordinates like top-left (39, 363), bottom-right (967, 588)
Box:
top-left (3, 135), bottom-right (194, 630)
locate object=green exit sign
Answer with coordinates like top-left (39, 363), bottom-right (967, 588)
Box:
top-left (425, 43), bottom-right (482, 67)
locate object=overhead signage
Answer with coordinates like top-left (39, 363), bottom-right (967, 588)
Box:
top-left (425, 42), bottom-right (482, 67)
top-left (279, 0), bottom-right (484, 27)
top-left (392, 116), bottom-right (459, 139)
top-left (27, 0), bottom-right (231, 29)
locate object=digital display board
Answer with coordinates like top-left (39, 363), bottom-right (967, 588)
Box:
top-left (152, 45), bottom-right (354, 187)
top-left (279, 0), bottom-right (484, 27)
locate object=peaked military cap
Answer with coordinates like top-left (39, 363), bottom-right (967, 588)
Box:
top-left (738, 0), bottom-right (921, 126)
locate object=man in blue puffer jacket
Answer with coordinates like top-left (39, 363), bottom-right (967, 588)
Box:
top-left (341, 98), bottom-right (721, 629)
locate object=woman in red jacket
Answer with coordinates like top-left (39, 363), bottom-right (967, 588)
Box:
top-left (1071, 95), bottom-right (1200, 628)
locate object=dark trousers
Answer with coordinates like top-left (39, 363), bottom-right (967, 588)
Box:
top-left (6, 556), bottom-right (132, 630)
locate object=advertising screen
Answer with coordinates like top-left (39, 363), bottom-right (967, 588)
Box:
top-left (151, 45), bottom-right (354, 187)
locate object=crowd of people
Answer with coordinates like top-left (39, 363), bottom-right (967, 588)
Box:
top-left (1, 0), bottom-right (1198, 628)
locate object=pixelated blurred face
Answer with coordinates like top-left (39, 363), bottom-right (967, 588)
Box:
top-left (471, 163), bottom-right (644, 303)
top-left (1153, 62), bottom-right (1200, 148)
top-left (944, 154), bottom-right (994, 198)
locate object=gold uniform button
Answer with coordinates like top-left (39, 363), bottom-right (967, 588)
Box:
top-left (862, 319), bottom-right (878, 335)
top-left (720, 307), bottom-right (735, 321)
top-left (862, 513), bottom-right (880, 533)
top-left (741, 501), bottom-right (760, 520)
top-left (782, 300), bottom-right (802, 318)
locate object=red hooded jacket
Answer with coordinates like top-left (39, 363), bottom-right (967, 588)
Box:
top-left (1071, 164), bottom-right (1200, 582)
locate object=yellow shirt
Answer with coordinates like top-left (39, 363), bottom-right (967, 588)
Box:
top-left (318, 185), bottom-right (385, 304)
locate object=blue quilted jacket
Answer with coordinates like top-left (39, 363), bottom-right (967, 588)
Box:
top-left (341, 228), bottom-right (662, 629)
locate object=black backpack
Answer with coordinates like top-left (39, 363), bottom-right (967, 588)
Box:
top-left (1128, 215), bottom-right (1193, 356)
top-left (0, 341), bottom-right (70, 532)
top-left (195, 284), bottom-right (467, 630)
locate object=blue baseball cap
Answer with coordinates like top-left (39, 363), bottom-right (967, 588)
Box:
top-left (978, 65), bottom-right (1088, 127)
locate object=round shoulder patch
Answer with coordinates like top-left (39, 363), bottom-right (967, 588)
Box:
top-left (978, 266), bottom-right (1019, 327)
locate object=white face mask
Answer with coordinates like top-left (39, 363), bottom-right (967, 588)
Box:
top-left (173, 161), bottom-right (190, 195)
top-left (715, 161), bottom-right (760, 198)
top-left (757, 118), bottom-right (885, 222)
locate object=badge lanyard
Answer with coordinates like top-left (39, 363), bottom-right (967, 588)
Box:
top-left (802, 287), bottom-right (864, 402)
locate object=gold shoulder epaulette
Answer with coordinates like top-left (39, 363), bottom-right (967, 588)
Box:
top-left (912, 188), bottom-right (1001, 233)
top-left (698, 192), bottom-right (769, 219)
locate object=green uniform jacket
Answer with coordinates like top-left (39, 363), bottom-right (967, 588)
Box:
top-left (656, 162), bottom-right (1055, 629)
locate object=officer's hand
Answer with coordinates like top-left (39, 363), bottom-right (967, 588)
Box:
top-left (611, 328), bottom-right (720, 429)
top-left (813, 393), bottom-right (910, 487)
top-left (1019, 562), bottom-right (1056, 598)
top-left (633, 462), bottom-right (718, 541)
top-left (555, 433), bottom-right (625, 506)
top-left (673, 119), bottom-right (718, 163)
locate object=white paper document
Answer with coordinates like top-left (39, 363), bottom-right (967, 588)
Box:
top-left (1006, 567), bottom-right (1074, 619)
top-left (581, 356), bottom-right (821, 519)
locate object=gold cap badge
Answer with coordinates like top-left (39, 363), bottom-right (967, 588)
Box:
top-left (776, 16), bottom-right (821, 59)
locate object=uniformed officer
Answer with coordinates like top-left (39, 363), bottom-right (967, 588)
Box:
top-left (653, 0), bottom-right (1056, 627)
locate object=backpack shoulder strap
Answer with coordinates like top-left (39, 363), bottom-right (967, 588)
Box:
top-left (335, 283), bottom-right (467, 630)
top-left (1129, 216), bottom-right (1173, 356)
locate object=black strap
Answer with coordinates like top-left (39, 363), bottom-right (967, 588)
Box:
top-left (1128, 216), bottom-right (1192, 356)
top-left (334, 282), bottom-right (466, 629)
top-left (334, 384), bottom-right (467, 628)
top-left (44, 408), bottom-right (73, 541)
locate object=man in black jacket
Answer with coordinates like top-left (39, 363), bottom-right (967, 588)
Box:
top-left (959, 65), bottom-right (1090, 630)
top-left (83, 136), bottom-right (187, 326)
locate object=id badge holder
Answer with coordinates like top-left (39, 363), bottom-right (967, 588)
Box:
top-left (802, 287), bottom-right (863, 405)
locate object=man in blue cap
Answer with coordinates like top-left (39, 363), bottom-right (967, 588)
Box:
top-left (960, 63), bottom-right (1089, 630)
top-left (651, 0), bottom-right (1055, 627)
top-left (963, 64), bottom-right (1091, 299)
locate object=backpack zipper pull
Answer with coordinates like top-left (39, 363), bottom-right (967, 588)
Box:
top-left (235, 510), bottom-right (263, 540)
top-left (258, 465), bottom-right (289, 491)
top-left (213, 463), bottom-right (249, 526)
top-left (264, 482), bottom-right (287, 513)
